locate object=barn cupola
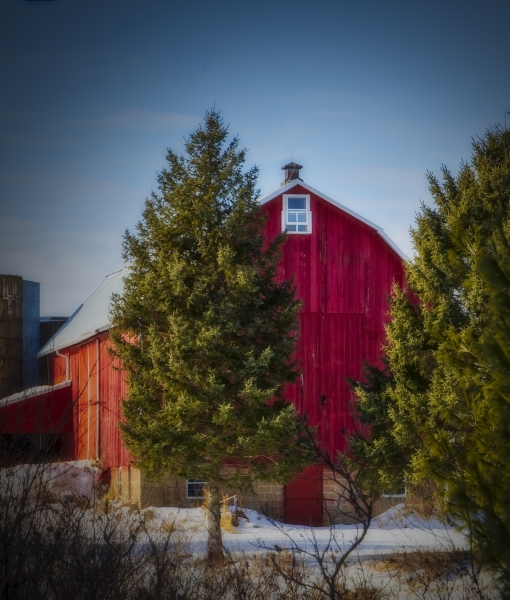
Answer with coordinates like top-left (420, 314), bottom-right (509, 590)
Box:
top-left (281, 162), bottom-right (303, 186)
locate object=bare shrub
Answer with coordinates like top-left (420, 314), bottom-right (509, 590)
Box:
top-left (0, 454), bottom-right (501, 600)
top-left (404, 481), bottom-right (449, 523)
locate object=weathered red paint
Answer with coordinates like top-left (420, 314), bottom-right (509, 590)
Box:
top-left (40, 333), bottom-right (132, 467)
top-left (99, 337), bottom-right (132, 468)
top-left (0, 385), bottom-right (71, 435)
top-left (0, 181), bottom-right (405, 501)
top-left (284, 465), bottom-right (324, 526)
top-left (261, 185), bottom-right (405, 458)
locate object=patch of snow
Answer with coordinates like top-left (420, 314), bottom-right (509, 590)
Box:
top-left (136, 503), bottom-right (467, 558)
top-left (372, 503), bottom-right (446, 530)
top-left (0, 460), bottom-right (100, 503)
top-left (0, 463), bottom-right (467, 559)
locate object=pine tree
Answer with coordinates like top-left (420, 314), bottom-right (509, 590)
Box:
top-left (351, 126), bottom-right (510, 584)
top-left (459, 225), bottom-right (510, 586)
top-left (110, 111), bottom-right (313, 562)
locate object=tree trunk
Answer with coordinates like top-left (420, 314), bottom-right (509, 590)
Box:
top-left (206, 486), bottom-right (223, 564)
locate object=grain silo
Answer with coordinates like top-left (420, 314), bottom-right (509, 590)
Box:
top-left (0, 275), bottom-right (23, 399)
top-left (22, 280), bottom-right (40, 389)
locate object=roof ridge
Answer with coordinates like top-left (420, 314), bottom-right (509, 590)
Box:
top-left (258, 180), bottom-right (407, 260)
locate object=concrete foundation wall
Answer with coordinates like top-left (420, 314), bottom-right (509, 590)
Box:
top-left (322, 468), bottom-right (358, 525)
top-left (107, 465), bottom-right (402, 525)
top-left (108, 466), bottom-right (284, 520)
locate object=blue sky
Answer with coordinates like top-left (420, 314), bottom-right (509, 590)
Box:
top-left (1, 0), bottom-right (509, 315)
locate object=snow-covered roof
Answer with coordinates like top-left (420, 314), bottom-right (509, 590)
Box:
top-left (39, 181), bottom-right (405, 357)
top-left (259, 180), bottom-right (407, 260)
top-left (38, 268), bottom-right (128, 358)
top-left (0, 381), bottom-right (71, 408)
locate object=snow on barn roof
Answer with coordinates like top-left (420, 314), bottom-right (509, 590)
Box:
top-left (39, 181), bottom-right (405, 357)
top-left (259, 180), bottom-right (407, 260)
top-left (0, 381), bottom-right (71, 408)
top-left (38, 268), bottom-right (128, 358)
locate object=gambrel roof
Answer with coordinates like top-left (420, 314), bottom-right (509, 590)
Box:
top-left (259, 180), bottom-right (407, 260)
top-left (39, 181), bottom-right (406, 357)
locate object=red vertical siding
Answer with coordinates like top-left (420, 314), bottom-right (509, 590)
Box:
top-left (98, 336), bottom-right (133, 468)
top-left (42, 182), bottom-right (404, 473)
top-left (47, 334), bottom-right (132, 467)
top-left (261, 185), bottom-right (405, 457)
top-left (89, 340), bottom-right (99, 459)
top-left (69, 347), bottom-right (80, 458)
top-left (0, 386), bottom-right (72, 435)
top-left (53, 354), bottom-right (67, 384)
top-left (77, 345), bottom-right (88, 459)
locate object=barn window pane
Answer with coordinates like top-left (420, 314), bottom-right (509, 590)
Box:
top-left (288, 197), bottom-right (306, 210)
top-left (284, 195), bottom-right (311, 234)
top-left (186, 480), bottom-right (207, 499)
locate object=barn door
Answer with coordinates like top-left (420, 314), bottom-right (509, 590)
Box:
top-left (284, 465), bottom-right (323, 526)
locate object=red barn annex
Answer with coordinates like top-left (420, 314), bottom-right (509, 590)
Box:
top-left (0, 164), bottom-right (405, 525)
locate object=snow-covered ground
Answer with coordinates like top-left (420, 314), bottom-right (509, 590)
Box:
top-left (0, 460), bottom-right (467, 559)
top-left (2, 461), bottom-right (497, 598)
top-left (136, 504), bottom-right (467, 559)
top-left (0, 460), bottom-right (100, 503)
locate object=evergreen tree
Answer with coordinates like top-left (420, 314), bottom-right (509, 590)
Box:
top-left (351, 126), bottom-right (510, 586)
top-left (458, 225), bottom-right (510, 586)
top-left (110, 111), bottom-right (313, 562)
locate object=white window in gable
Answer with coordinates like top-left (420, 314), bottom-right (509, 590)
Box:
top-left (282, 194), bottom-right (312, 234)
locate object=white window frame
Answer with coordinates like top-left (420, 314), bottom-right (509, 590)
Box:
top-left (382, 485), bottom-right (407, 499)
top-left (282, 194), bottom-right (312, 234)
top-left (186, 479), bottom-right (207, 500)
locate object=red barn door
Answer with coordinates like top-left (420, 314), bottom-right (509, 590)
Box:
top-left (284, 465), bottom-right (323, 526)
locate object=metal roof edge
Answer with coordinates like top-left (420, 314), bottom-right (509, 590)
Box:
top-left (37, 303), bottom-right (83, 357)
top-left (376, 230), bottom-right (409, 262)
top-left (37, 267), bottom-right (128, 358)
top-left (258, 180), bottom-right (303, 204)
top-left (0, 381), bottom-right (71, 408)
top-left (258, 180), bottom-right (408, 261)
top-left (104, 267), bottom-right (126, 279)
top-left (38, 324), bottom-right (112, 358)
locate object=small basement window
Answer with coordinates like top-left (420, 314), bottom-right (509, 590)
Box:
top-left (186, 479), bottom-right (207, 500)
top-left (282, 194), bottom-right (311, 234)
top-left (382, 485), bottom-right (407, 499)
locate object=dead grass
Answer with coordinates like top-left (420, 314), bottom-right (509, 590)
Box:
top-left (97, 480), bottom-right (119, 513)
top-left (372, 548), bottom-right (470, 584)
top-left (143, 508), bottom-right (156, 521)
top-left (404, 481), bottom-right (448, 523)
top-left (334, 584), bottom-right (385, 600)
top-left (220, 493), bottom-right (236, 533)
top-left (0, 462), bottom-right (500, 600)
top-left (161, 519), bottom-right (176, 534)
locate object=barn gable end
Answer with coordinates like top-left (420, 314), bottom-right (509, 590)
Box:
top-left (259, 178), bottom-right (406, 460)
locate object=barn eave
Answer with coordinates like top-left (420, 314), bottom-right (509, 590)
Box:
top-left (258, 180), bottom-right (408, 261)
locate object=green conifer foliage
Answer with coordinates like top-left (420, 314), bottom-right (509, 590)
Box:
top-left (463, 226), bottom-right (510, 584)
top-left (110, 111), bottom-right (312, 560)
top-left (352, 126), bottom-right (510, 583)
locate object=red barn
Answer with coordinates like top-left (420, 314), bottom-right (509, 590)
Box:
top-left (261, 164), bottom-right (405, 459)
top-left (258, 164), bottom-right (406, 524)
top-left (0, 163), bottom-right (405, 524)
